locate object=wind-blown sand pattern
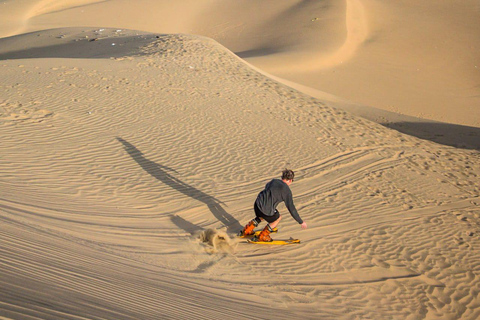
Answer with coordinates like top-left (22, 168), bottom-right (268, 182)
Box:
top-left (1, 1), bottom-right (480, 320)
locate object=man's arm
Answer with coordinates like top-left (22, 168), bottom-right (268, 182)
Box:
top-left (284, 189), bottom-right (304, 225)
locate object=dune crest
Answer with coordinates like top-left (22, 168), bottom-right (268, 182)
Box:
top-left (316, 0), bottom-right (368, 69)
top-left (27, 0), bottom-right (105, 18)
top-left (261, 0), bottom-right (368, 72)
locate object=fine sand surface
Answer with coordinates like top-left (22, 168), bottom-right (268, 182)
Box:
top-left (1, 1), bottom-right (480, 320)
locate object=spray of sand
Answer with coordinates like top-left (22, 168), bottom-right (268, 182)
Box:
top-left (197, 229), bottom-right (239, 254)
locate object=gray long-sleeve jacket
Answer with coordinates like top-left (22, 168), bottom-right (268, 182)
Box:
top-left (255, 179), bottom-right (303, 224)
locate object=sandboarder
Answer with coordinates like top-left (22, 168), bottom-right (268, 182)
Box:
top-left (239, 169), bottom-right (307, 242)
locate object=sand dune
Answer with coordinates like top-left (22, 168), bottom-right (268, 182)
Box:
top-left (1, 1), bottom-right (480, 320)
top-left (1, 0), bottom-right (478, 128)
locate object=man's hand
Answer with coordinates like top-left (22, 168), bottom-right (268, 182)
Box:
top-left (301, 222), bottom-right (307, 229)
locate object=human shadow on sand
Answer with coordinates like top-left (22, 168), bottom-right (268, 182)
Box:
top-left (117, 138), bottom-right (241, 233)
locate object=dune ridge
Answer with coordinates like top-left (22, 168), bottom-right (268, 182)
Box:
top-left (251, 0), bottom-right (368, 72)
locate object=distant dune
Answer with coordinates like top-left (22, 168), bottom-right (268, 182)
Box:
top-left (1, 0), bottom-right (478, 129)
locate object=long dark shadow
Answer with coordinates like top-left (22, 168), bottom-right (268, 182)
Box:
top-left (382, 121), bottom-right (480, 150)
top-left (117, 138), bottom-right (241, 233)
top-left (0, 30), bottom-right (164, 60)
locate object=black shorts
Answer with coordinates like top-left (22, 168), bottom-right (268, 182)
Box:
top-left (254, 203), bottom-right (280, 223)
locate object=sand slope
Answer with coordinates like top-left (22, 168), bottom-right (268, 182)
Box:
top-left (1, 28), bottom-right (480, 319)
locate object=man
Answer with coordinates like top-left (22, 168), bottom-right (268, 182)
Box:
top-left (239, 169), bottom-right (307, 241)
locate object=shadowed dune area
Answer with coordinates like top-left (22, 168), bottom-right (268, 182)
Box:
top-left (1, 1), bottom-right (480, 320)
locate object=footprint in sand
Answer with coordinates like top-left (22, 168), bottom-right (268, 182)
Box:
top-left (0, 102), bottom-right (54, 124)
